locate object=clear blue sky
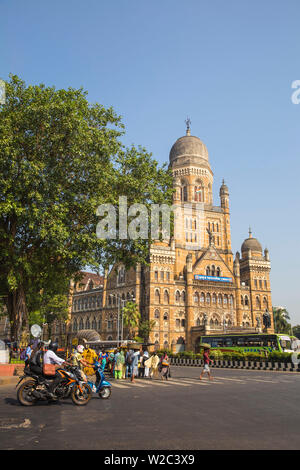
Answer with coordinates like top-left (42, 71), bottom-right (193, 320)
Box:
top-left (1, 0), bottom-right (299, 323)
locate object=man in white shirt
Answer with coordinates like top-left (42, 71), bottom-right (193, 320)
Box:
top-left (43, 342), bottom-right (70, 398)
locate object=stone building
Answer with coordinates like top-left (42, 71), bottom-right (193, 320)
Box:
top-left (101, 124), bottom-right (274, 352)
top-left (66, 272), bottom-right (104, 345)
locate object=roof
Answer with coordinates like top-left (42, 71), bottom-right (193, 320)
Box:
top-left (75, 271), bottom-right (104, 291)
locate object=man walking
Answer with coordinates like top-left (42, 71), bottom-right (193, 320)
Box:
top-left (199, 347), bottom-right (213, 381)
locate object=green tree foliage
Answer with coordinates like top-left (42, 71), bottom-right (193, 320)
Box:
top-left (0, 75), bottom-right (173, 340)
top-left (138, 319), bottom-right (156, 343)
top-left (272, 307), bottom-right (292, 334)
top-left (122, 301), bottom-right (141, 340)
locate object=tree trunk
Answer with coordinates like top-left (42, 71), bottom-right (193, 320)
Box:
top-left (5, 286), bottom-right (28, 343)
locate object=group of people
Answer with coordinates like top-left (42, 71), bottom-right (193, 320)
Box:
top-left (95, 348), bottom-right (172, 382)
top-left (24, 340), bottom-right (213, 396)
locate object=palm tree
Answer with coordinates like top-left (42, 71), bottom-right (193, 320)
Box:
top-left (272, 307), bottom-right (291, 334)
top-left (138, 319), bottom-right (156, 343)
top-left (122, 301), bottom-right (141, 340)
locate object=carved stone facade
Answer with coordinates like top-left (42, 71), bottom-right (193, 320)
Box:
top-left (92, 126), bottom-right (274, 352)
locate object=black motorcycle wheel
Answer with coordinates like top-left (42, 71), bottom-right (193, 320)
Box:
top-left (17, 379), bottom-right (38, 406)
top-left (99, 387), bottom-right (112, 399)
top-left (71, 383), bottom-right (92, 406)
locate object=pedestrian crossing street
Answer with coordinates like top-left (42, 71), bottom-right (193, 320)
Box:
top-left (109, 373), bottom-right (297, 390)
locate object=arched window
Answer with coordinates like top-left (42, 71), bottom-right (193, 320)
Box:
top-left (163, 312), bottom-right (168, 321)
top-left (79, 318), bottom-right (84, 330)
top-left (154, 270), bottom-right (158, 281)
top-left (256, 296), bottom-right (261, 309)
top-left (194, 292), bottom-right (199, 304)
top-left (181, 185), bottom-right (188, 202)
top-left (194, 180), bottom-right (204, 202)
top-left (154, 309), bottom-right (160, 319)
top-left (200, 292), bottom-right (205, 303)
top-left (245, 295), bottom-right (249, 306)
top-left (218, 294), bottom-right (222, 305)
top-left (155, 289), bottom-right (160, 304)
top-left (229, 295), bottom-right (234, 306)
top-left (263, 297), bottom-right (268, 309)
top-left (176, 318), bottom-right (181, 328)
top-left (206, 266), bottom-right (211, 276)
top-left (196, 317), bottom-right (201, 326)
top-left (206, 293), bottom-right (211, 304)
top-left (98, 318), bottom-right (102, 330)
top-left (182, 291), bottom-right (186, 303)
top-left (211, 265), bottom-right (216, 276)
top-left (164, 290), bottom-right (169, 304)
top-left (92, 317), bottom-right (97, 329)
top-left (212, 293), bottom-right (217, 304)
top-left (73, 319), bottom-right (78, 332)
top-left (241, 295), bottom-right (244, 306)
top-left (85, 318), bottom-right (90, 329)
top-left (223, 295), bottom-right (228, 305)
top-left (175, 290), bottom-right (181, 302)
top-left (216, 267), bottom-right (221, 277)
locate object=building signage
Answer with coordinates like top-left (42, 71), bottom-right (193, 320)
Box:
top-left (194, 274), bottom-right (233, 283)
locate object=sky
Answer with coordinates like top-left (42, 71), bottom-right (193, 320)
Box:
top-left (1, 0), bottom-right (299, 323)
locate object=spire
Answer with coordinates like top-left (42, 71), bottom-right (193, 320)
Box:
top-left (185, 117), bottom-right (191, 136)
top-left (249, 227), bottom-right (252, 238)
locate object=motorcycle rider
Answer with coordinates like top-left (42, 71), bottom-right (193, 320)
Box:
top-left (43, 341), bottom-right (72, 399)
top-left (29, 341), bottom-right (44, 376)
top-left (71, 344), bottom-right (94, 382)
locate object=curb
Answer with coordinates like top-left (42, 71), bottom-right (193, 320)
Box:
top-left (0, 376), bottom-right (20, 386)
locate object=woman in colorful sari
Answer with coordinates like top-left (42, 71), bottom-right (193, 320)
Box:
top-left (114, 349), bottom-right (125, 379)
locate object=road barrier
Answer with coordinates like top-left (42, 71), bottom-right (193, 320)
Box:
top-left (169, 357), bottom-right (300, 372)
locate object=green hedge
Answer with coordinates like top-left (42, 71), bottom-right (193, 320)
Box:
top-left (168, 350), bottom-right (299, 363)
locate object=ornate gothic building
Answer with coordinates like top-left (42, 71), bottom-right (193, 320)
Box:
top-left (69, 124), bottom-right (274, 352)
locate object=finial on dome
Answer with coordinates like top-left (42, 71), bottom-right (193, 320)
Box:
top-left (185, 117), bottom-right (191, 136)
top-left (249, 226), bottom-right (252, 238)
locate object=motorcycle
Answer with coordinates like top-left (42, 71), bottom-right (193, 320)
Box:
top-left (87, 360), bottom-right (112, 399)
top-left (16, 365), bottom-right (92, 406)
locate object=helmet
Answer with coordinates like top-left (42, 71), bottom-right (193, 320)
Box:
top-left (77, 344), bottom-right (84, 353)
top-left (49, 341), bottom-right (58, 353)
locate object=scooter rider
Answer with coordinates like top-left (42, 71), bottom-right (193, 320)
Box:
top-left (43, 341), bottom-right (72, 398)
top-left (71, 344), bottom-right (94, 382)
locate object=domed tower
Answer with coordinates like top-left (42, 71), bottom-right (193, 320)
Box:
top-left (239, 228), bottom-right (274, 332)
top-left (220, 179), bottom-right (229, 212)
top-left (169, 119), bottom-right (213, 205)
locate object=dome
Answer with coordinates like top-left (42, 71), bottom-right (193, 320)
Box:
top-left (220, 179), bottom-right (229, 195)
top-left (241, 236), bottom-right (262, 254)
top-left (169, 134), bottom-right (209, 164)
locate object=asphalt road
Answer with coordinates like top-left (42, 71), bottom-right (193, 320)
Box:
top-left (0, 366), bottom-right (300, 450)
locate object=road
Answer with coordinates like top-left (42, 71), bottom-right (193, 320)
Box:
top-left (0, 366), bottom-right (300, 450)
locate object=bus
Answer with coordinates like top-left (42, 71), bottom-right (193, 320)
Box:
top-left (199, 333), bottom-right (294, 354)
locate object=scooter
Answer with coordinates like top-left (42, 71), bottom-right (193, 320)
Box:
top-left (87, 360), bottom-right (112, 399)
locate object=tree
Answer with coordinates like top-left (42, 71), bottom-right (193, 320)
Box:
top-left (292, 325), bottom-right (300, 340)
top-left (122, 301), bottom-right (141, 340)
top-left (272, 307), bottom-right (292, 334)
top-left (138, 319), bottom-right (156, 343)
top-left (0, 75), bottom-right (173, 341)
